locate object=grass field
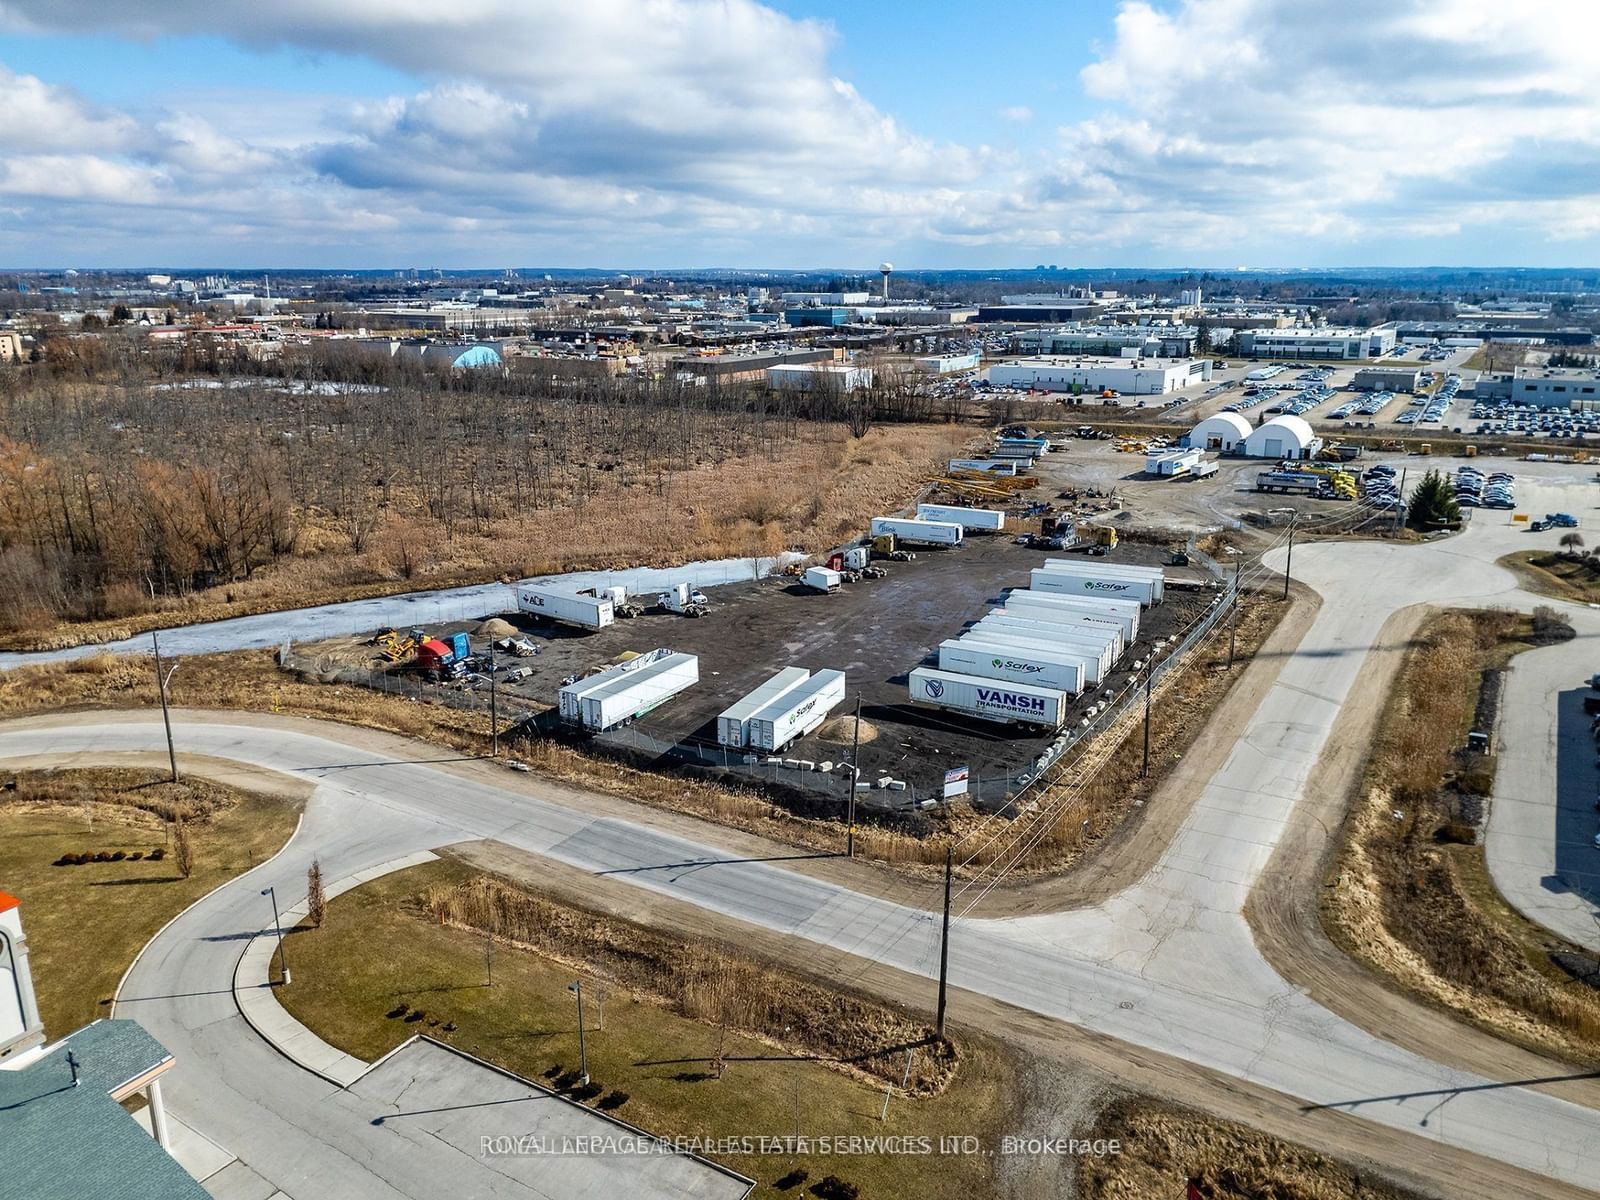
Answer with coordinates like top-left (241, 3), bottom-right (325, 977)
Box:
top-left (277, 857), bottom-right (1019, 1200)
top-left (1079, 1096), bottom-right (1424, 1200)
top-left (1322, 609), bottom-right (1600, 1063)
top-left (1500, 549), bottom-right (1600, 605)
top-left (0, 767), bottom-right (302, 1037)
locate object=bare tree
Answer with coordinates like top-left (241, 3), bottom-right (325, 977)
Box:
top-left (172, 817), bottom-right (193, 879)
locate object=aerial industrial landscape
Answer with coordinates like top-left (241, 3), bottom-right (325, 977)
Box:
top-left (2, 3), bottom-right (1600, 1199)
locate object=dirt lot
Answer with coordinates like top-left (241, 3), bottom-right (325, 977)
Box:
top-left (296, 532), bottom-right (1221, 803)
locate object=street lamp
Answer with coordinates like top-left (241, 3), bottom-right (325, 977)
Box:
top-left (261, 885), bottom-right (290, 986)
top-left (567, 981), bottom-right (589, 1085)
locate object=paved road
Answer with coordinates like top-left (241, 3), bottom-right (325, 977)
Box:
top-left (7, 459), bottom-right (1600, 1196)
top-left (1486, 633), bottom-right (1600, 951)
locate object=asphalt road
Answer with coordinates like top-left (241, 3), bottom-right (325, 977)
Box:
top-left (7, 458), bottom-right (1600, 1196)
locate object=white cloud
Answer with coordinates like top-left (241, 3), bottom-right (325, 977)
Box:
top-left (1, 0), bottom-right (1600, 263)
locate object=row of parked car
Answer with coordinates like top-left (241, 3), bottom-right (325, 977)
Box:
top-left (1329, 390), bottom-right (1396, 420)
top-left (1455, 464), bottom-right (1516, 509)
top-left (1471, 401), bottom-right (1600, 439)
top-left (1396, 376), bottom-right (1460, 425)
top-left (1362, 463), bottom-right (1405, 511)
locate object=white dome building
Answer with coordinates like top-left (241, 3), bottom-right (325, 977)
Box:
top-left (1184, 411), bottom-right (1252, 453)
top-left (1243, 414), bottom-right (1321, 460)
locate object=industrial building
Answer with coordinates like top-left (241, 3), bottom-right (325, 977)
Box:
top-left (767, 363), bottom-right (873, 392)
top-left (1475, 366), bottom-right (1600, 409)
top-left (1242, 414), bottom-right (1321, 459)
top-left (670, 347), bottom-right (833, 382)
top-left (985, 356), bottom-right (1211, 395)
top-left (0, 331), bottom-right (23, 362)
top-left (1237, 326), bottom-right (1398, 360)
top-left (784, 307), bottom-right (852, 327)
top-left (780, 291), bottom-right (870, 307)
top-left (1351, 366), bottom-right (1423, 393)
top-left (1397, 321), bottom-right (1594, 346)
top-left (914, 352), bottom-right (982, 373)
top-left (1014, 325), bottom-right (1202, 358)
top-left (1184, 412), bottom-right (1252, 452)
top-left (975, 302), bottom-right (1100, 323)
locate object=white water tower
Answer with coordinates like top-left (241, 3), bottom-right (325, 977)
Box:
top-left (879, 262), bottom-right (893, 302)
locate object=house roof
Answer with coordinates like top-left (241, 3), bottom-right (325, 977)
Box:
top-left (0, 1020), bottom-right (206, 1200)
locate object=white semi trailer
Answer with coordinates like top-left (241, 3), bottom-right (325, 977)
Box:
top-left (1003, 590), bottom-right (1141, 641)
top-left (972, 615), bottom-right (1116, 683)
top-left (1030, 566), bottom-right (1159, 607)
top-left (915, 503), bottom-right (1006, 532)
top-left (717, 667), bottom-right (811, 748)
top-left (517, 584), bottom-right (615, 630)
top-left (938, 638), bottom-right (1086, 695)
top-left (868, 517), bottom-right (963, 547)
top-left (1042, 560), bottom-right (1167, 602)
top-left (908, 667), bottom-right (1066, 729)
top-left (572, 652), bottom-right (699, 732)
top-left (748, 669), bottom-right (847, 753)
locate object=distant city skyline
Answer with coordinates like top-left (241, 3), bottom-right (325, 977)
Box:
top-left (0, 1), bottom-right (1596, 269)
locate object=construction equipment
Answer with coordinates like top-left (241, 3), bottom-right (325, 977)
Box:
top-left (373, 627), bottom-right (424, 663)
top-left (415, 632), bottom-right (472, 679)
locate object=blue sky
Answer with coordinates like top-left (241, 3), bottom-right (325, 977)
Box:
top-left (0, 1), bottom-right (1595, 269)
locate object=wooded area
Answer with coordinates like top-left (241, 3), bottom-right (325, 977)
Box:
top-left (0, 348), bottom-right (962, 636)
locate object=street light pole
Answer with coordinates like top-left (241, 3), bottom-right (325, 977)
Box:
top-left (261, 885), bottom-right (290, 986)
top-left (151, 632), bottom-right (179, 783)
top-left (568, 981), bottom-right (589, 1085)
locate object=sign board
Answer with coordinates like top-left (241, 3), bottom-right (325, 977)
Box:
top-left (943, 765), bottom-right (970, 799)
top-left (1511, 512), bottom-right (1528, 523)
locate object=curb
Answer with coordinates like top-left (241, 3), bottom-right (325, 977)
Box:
top-left (231, 850), bottom-right (439, 1088)
top-left (111, 810), bottom-right (306, 1019)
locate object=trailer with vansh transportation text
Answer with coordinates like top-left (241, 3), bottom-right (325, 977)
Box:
top-left (1003, 589), bottom-right (1141, 641)
top-left (938, 638), bottom-right (1086, 695)
top-left (560, 650), bottom-right (699, 731)
top-left (915, 503), bottom-right (1006, 532)
top-left (517, 584), bottom-right (615, 631)
top-left (717, 666), bottom-right (811, 748)
top-left (908, 667), bottom-right (1067, 728)
top-left (748, 669), bottom-right (847, 752)
top-left (1030, 567), bottom-right (1157, 607)
top-left (869, 517), bottom-right (964, 546)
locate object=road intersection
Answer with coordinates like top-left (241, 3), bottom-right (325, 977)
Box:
top-left (4, 459), bottom-right (1600, 1196)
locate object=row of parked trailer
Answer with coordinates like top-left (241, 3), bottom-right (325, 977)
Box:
top-left (557, 648), bottom-right (700, 732)
top-left (715, 667), bottom-right (848, 753)
top-left (908, 561), bottom-right (1165, 728)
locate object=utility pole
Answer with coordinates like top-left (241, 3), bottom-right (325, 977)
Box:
top-left (1396, 466), bottom-right (1408, 531)
top-left (1140, 658), bottom-right (1154, 778)
top-left (151, 632), bottom-right (178, 783)
top-left (568, 981), bottom-right (589, 1085)
top-left (935, 848), bottom-right (952, 1040)
top-left (846, 697), bottom-right (862, 858)
top-left (1282, 517), bottom-right (1296, 601)
top-left (488, 640), bottom-right (499, 757)
top-left (1228, 559), bottom-right (1241, 668)
top-left (261, 885), bottom-right (290, 986)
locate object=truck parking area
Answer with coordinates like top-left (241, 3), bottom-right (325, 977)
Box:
top-left (300, 532), bottom-right (1219, 805)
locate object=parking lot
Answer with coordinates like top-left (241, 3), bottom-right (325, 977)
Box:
top-left (300, 529), bottom-right (1219, 806)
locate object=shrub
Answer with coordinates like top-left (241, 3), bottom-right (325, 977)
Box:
top-left (94, 850), bottom-right (112, 862)
top-left (811, 1175), bottom-right (859, 1200)
top-left (775, 1168), bottom-right (808, 1191)
top-left (148, 847), bottom-right (165, 861)
top-left (110, 850), bottom-right (125, 861)
top-left (570, 1081), bottom-right (602, 1102)
top-left (127, 851), bottom-right (143, 861)
top-left (597, 1090), bottom-right (629, 1111)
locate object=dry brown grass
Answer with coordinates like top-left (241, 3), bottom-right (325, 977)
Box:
top-left (1500, 549), bottom-right (1600, 606)
top-left (1323, 610), bottom-right (1600, 1062)
top-left (1079, 1096), bottom-right (1424, 1199)
top-left (0, 422), bottom-right (975, 652)
top-left (422, 870), bottom-right (956, 1093)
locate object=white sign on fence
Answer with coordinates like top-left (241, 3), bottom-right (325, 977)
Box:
top-left (943, 765), bottom-right (970, 799)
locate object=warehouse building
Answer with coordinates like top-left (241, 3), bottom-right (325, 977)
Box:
top-left (670, 347), bottom-right (833, 382)
top-left (1475, 366), bottom-right (1600, 409)
top-left (1351, 366), bottom-right (1423, 393)
top-left (1184, 411), bottom-right (1252, 452)
top-left (1014, 325), bottom-right (1202, 358)
top-left (780, 291), bottom-right (870, 306)
top-left (784, 307), bottom-right (852, 327)
top-left (914, 352), bottom-right (982, 373)
top-left (767, 363), bottom-right (873, 392)
top-left (975, 302), bottom-right (1100, 323)
top-left (1243, 414), bottom-right (1322, 460)
top-left (984, 356), bottom-right (1210, 395)
top-left (1237, 326), bottom-right (1398, 360)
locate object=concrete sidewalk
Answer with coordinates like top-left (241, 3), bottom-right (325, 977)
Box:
top-left (233, 850), bottom-right (440, 1086)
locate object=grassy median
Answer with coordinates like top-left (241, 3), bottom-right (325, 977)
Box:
top-left (1499, 549), bottom-right (1600, 606)
top-left (278, 856), bottom-right (1017, 1200)
top-left (1322, 609), bottom-right (1600, 1063)
top-left (0, 767), bottom-right (301, 1037)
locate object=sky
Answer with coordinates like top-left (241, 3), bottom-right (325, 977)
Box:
top-left (0, 0), bottom-right (1598, 270)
